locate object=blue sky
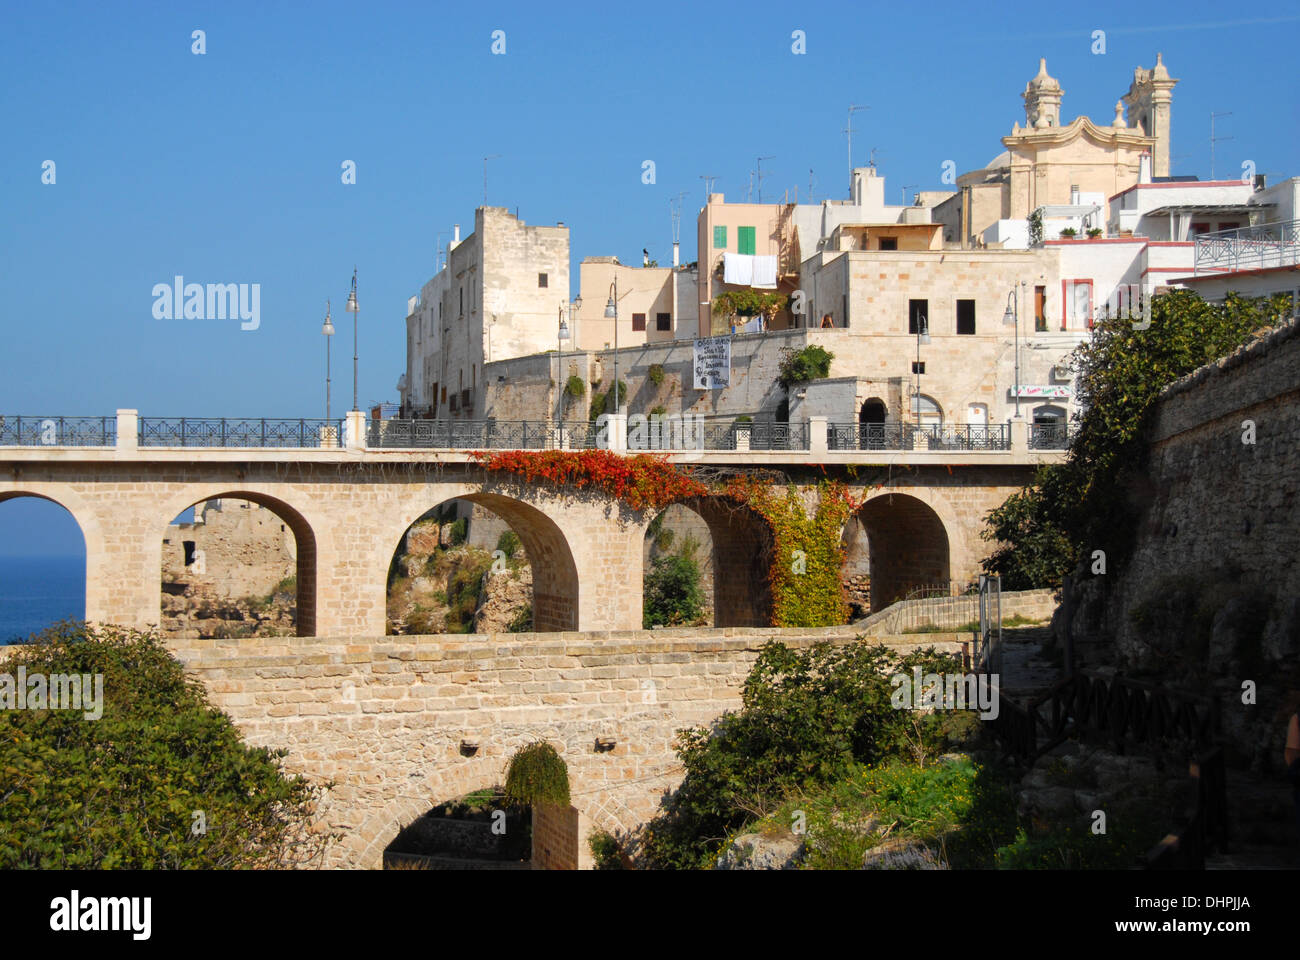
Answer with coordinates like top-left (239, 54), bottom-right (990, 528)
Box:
top-left (1, 0), bottom-right (1297, 555)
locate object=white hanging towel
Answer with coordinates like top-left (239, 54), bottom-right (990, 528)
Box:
top-left (722, 252), bottom-right (753, 285)
top-left (751, 255), bottom-right (778, 288)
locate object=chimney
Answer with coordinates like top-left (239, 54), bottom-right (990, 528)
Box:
top-left (453, 224), bottom-right (461, 243)
top-left (1138, 153), bottom-right (1152, 184)
top-left (672, 241), bottom-right (680, 267)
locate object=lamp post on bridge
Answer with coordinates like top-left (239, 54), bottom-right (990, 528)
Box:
top-left (346, 269), bottom-right (359, 413)
top-left (322, 300), bottom-right (335, 422)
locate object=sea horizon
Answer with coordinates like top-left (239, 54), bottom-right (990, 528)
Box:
top-left (0, 554), bottom-right (85, 644)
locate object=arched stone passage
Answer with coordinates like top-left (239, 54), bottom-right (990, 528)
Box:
top-left (156, 491), bottom-right (318, 637)
top-left (852, 493), bottom-right (951, 612)
top-left (679, 497), bottom-right (774, 627)
top-left (642, 503), bottom-right (716, 627)
top-left (0, 492), bottom-right (90, 639)
top-left (386, 492), bottom-right (579, 633)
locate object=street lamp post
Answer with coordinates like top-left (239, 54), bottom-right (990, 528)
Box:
top-left (555, 303), bottom-right (571, 429)
top-left (346, 269), bottom-right (359, 412)
top-left (604, 278), bottom-right (620, 414)
top-left (1003, 288), bottom-right (1022, 419)
top-left (322, 299), bottom-right (335, 422)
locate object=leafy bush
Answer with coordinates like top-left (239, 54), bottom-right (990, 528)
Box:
top-left (496, 530), bottom-right (521, 558)
top-left (448, 517), bottom-right (468, 546)
top-left (505, 742), bottom-right (570, 808)
top-left (0, 623), bottom-right (332, 868)
top-left (639, 640), bottom-right (971, 868)
top-left (643, 553), bottom-right (704, 628)
top-left (565, 375), bottom-right (585, 399)
top-left (588, 830), bottom-right (624, 869)
top-left (649, 405), bottom-right (667, 417)
top-left (507, 603), bottom-right (533, 633)
top-left (777, 345), bottom-right (834, 388)
top-left (647, 363), bottom-right (665, 386)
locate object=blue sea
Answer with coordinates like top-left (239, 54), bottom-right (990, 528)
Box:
top-left (0, 555), bottom-right (85, 644)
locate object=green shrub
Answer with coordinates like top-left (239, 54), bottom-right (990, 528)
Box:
top-left (448, 517), bottom-right (467, 546)
top-left (496, 530), bottom-right (521, 558)
top-left (643, 553), bottom-right (704, 628)
top-left (777, 345), bottom-right (834, 388)
top-left (640, 640), bottom-right (970, 868)
top-left (0, 623), bottom-right (333, 868)
top-left (505, 742), bottom-right (570, 808)
top-left (649, 405), bottom-right (667, 417)
top-left (588, 830), bottom-right (624, 869)
top-left (647, 364), bottom-right (665, 386)
top-left (507, 603), bottom-right (533, 633)
top-left (565, 375), bottom-right (585, 399)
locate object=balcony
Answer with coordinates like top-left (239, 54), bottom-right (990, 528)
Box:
top-left (1194, 219), bottom-right (1300, 275)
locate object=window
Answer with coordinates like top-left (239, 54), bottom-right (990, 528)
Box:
top-left (956, 299), bottom-right (976, 335)
top-left (538, 273), bottom-right (548, 288)
top-left (911, 361), bottom-right (926, 374)
top-left (1034, 286), bottom-right (1047, 332)
top-left (738, 226), bottom-right (756, 255)
top-left (908, 299), bottom-right (928, 335)
top-left (656, 312), bottom-right (671, 331)
top-left (713, 225), bottom-right (727, 249)
top-left (878, 237), bottom-right (898, 251)
top-left (632, 313), bottom-right (646, 332)
top-left (1064, 280), bottom-right (1093, 330)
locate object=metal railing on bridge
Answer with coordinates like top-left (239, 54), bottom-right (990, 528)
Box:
top-left (0, 416), bottom-right (116, 447)
top-left (1194, 218), bottom-right (1300, 275)
top-left (827, 421), bottom-right (1011, 452)
top-left (137, 418), bottom-right (345, 448)
top-left (366, 419), bottom-right (599, 450)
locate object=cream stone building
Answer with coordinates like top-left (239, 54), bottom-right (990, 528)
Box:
top-left (400, 208), bottom-right (570, 419)
top-left (935, 56), bottom-right (1178, 248)
top-left (571, 257), bottom-right (699, 351)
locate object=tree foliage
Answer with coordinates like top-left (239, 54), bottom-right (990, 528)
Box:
top-left (639, 640), bottom-right (972, 868)
top-left (981, 290), bottom-right (1292, 587)
top-left (777, 345), bottom-right (834, 388)
top-left (0, 623), bottom-right (332, 868)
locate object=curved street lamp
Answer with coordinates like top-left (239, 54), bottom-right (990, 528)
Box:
top-left (321, 299), bottom-right (335, 423)
top-left (346, 269), bottom-right (359, 412)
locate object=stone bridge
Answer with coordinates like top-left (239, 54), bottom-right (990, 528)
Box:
top-left (164, 626), bottom-right (964, 868)
top-left (0, 410), bottom-right (1059, 636)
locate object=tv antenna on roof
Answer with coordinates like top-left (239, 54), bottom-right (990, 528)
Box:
top-left (700, 173), bottom-right (720, 199)
top-left (482, 154), bottom-right (501, 205)
top-left (1210, 111), bottom-right (1233, 180)
top-left (845, 104), bottom-right (869, 196)
top-left (754, 156), bottom-right (775, 203)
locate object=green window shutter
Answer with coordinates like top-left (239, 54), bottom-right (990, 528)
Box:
top-left (738, 226), bottom-right (756, 255)
top-left (713, 225), bottom-right (727, 249)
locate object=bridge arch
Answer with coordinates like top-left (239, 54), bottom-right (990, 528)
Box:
top-left (155, 489), bottom-right (319, 636)
top-left (669, 496), bottom-right (774, 627)
top-left (847, 491), bottom-right (955, 612)
top-left (384, 491), bottom-right (580, 633)
top-left (0, 488), bottom-right (101, 635)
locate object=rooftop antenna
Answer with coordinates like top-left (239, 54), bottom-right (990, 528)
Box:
top-left (435, 231), bottom-right (447, 271)
top-left (845, 104), bottom-right (869, 197)
top-left (869, 147), bottom-right (883, 169)
top-left (1210, 111), bottom-right (1233, 180)
top-left (808, 168), bottom-right (817, 205)
top-left (700, 173), bottom-right (719, 199)
top-left (901, 184), bottom-right (917, 205)
top-left (754, 155), bottom-right (775, 204)
top-left (670, 191), bottom-right (687, 266)
top-left (482, 154), bottom-right (501, 205)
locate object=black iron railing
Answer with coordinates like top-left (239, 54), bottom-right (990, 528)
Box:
top-left (829, 421), bottom-right (1010, 451)
top-left (367, 419), bottom-right (603, 450)
top-left (0, 416), bottom-right (116, 447)
top-left (1029, 421), bottom-right (1071, 450)
top-left (138, 418), bottom-right (344, 448)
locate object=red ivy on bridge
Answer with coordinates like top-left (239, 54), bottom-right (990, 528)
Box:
top-left (471, 449), bottom-right (708, 512)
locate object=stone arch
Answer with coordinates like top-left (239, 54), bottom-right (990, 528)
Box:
top-left (850, 492), bottom-right (953, 612)
top-left (675, 496), bottom-right (775, 627)
top-left (0, 488), bottom-right (100, 630)
top-left (859, 397), bottom-right (888, 425)
top-left (384, 491), bottom-right (580, 633)
top-left (156, 489), bottom-right (319, 636)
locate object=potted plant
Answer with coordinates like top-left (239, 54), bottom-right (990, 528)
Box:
top-left (1059, 227), bottom-right (1078, 239)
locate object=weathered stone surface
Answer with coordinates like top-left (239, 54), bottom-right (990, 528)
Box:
top-left (714, 833), bottom-right (805, 870)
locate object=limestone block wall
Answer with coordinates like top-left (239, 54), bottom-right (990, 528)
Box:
top-left (165, 626), bottom-right (965, 869)
top-left (1112, 319), bottom-right (1300, 652)
top-left (162, 499), bottom-right (295, 599)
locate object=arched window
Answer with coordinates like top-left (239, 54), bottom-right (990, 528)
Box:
top-left (909, 394), bottom-right (942, 426)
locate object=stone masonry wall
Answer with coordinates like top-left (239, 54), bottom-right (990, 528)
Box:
top-left (165, 627), bottom-right (965, 869)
